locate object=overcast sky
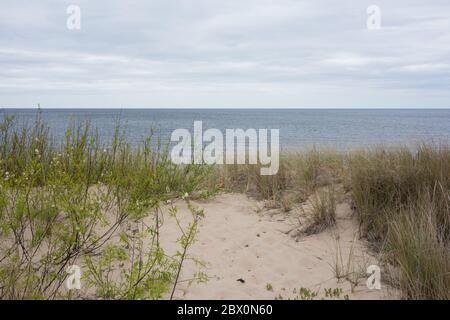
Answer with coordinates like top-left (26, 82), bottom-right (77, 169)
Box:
top-left (0, 0), bottom-right (449, 108)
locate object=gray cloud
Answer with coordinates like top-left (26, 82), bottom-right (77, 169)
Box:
top-left (0, 0), bottom-right (449, 107)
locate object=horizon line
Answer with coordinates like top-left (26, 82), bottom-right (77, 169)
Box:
top-left (2, 106), bottom-right (450, 110)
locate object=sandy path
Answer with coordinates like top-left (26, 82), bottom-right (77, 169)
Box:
top-left (159, 193), bottom-right (396, 300)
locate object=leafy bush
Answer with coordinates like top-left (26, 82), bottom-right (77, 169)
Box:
top-left (0, 115), bottom-right (208, 299)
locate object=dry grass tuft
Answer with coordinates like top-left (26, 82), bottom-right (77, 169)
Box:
top-left (302, 187), bottom-right (337, 235)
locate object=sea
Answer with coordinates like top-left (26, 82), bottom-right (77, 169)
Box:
top-left (1, 108), bottom-right (449, 150)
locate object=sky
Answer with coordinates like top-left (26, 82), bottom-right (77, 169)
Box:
top-left (0, 0), bottom-right (449, 108)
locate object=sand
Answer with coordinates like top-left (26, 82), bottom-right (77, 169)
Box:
top-left (159, 192), bottom-right (398, 300)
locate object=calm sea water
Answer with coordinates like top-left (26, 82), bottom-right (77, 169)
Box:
top-left (1, 109), bottom-right (449, 150)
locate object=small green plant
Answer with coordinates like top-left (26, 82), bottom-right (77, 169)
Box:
top-left (298, 287), bottom-right (317, 300)
top-left (324, 287), bottom-right (349, 300)
top-left (169, 201), bottom-right (206, 299)
top-left (277, 287), bottom-right (349, 300)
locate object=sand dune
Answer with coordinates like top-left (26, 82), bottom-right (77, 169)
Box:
top-left (159, 193), bottom-right (397, 300)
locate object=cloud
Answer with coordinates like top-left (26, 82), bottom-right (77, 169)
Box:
top-left (0, 0), bottom-right (449, 107)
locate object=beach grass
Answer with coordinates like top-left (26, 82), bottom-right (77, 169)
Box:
top-left (348, 145), bottom-right (450, 299)
top-left (301, 186), bottom-right (337, 235)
